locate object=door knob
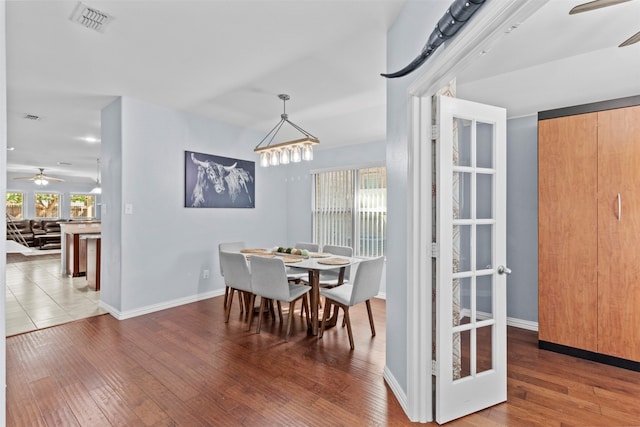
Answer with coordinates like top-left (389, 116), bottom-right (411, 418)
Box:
top-left (497, 265), bottom-right (511, 275)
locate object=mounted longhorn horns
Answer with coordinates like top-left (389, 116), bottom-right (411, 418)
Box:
top-left (382, 0), bottom-right (486, 79)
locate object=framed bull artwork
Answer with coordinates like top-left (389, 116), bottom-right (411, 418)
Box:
top-left (185, 150), bottom-right (255, 208)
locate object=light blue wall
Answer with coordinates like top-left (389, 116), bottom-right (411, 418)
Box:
top-left (1, 1), bottom-right (7, 422)
top-left (386, 0), bottom-right (449, 396)
top-left (101, 96), bottom-right (288, 313)
top-left (506, 115), bottom-right (538, 322)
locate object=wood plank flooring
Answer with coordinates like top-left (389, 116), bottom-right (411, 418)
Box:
top-left (7, 297), bottom-right (640, 426)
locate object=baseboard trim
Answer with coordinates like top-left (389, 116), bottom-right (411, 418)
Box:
top-left (539, 340), bottom-right (640, 372)
top-left (99, 289), bottom-right (225, 320)
top-left (507, 316), bottom-right (538, 331)
top-left (383, 365), bottom-right (409, 417)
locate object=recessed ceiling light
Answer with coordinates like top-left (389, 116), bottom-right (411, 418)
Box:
top-left (83, 136), bottom-right (100, 143)
top-left (23, 113), bottom-right (40, 121)
top-left (57, 162), bottom-right (73, 166)
top-left (7, 147), bottom-right (15, 151)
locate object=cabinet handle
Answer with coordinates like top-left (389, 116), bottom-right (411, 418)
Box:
top-left (617, 193), bottom-right (621, 222)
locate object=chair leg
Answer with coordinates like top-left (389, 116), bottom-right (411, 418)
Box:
top-left (223, 286), bottom-right (230, 308)
top-left (277, 301), bottom-right (283, 323)
top-left (343, 307), bottom-right (354, 350)
top-left (319, 299), bottom-right (332, 339)
top-left (246, 294), bottom-right (256, 331)
top-left (366, 299), bottom-right (376, 337)
top-left (256, 298), bottom-right (266, 334)
top-left (224, 288), bottom-right (235, 323)
top-left (285, 300), bottom-right (296, 342)
top-left (238, 290), bottom-right (244, 314)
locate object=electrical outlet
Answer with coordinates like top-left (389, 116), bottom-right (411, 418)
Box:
top-left (202, 269), bottom-right (209, 279)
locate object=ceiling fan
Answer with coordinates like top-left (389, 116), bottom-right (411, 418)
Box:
top-left (13, 168), bottom-right (64, 185)
top-left (569, 0), bottom-right (640, 47)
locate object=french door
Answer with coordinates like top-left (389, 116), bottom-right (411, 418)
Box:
top-left (435, 95), bottom-right (508, 423)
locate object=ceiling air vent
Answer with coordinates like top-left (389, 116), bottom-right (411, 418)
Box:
top-left (23, 114), bottom-right (40, 121)
top-left (70, 2), bottom-right (113, 33)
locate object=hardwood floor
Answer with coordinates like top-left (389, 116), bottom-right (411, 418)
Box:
top-left (6, 297), bottom-right (640, 426)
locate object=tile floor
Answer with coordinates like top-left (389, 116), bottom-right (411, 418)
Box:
top-left (5, 252), bottom-right (107, 336)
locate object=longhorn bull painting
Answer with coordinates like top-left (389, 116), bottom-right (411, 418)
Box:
top-left (185, 151), bottom-right (255, 208)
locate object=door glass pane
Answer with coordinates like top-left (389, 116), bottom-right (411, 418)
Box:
top-left (454, 117), bottom-right (472, 167)
top-left (476, 275), bottom-right (493, 321)
top-left (453, 172), bottom-right (472, 219)
top-left (458, 277), bottom-right (471, 322)
top-left (455, 329), bottom-right (471, 380)
top-left (476, 325), bottom-right (493, 374)
top-left (476, 224), bottom-right (492, 270)
top-left (476, 121), bottom-right (494, 169)
top-left (476, 174), bottom-right (493, 219)
top-left (455, 224), bottom-right (471, 273)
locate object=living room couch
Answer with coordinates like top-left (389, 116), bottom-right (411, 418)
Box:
top-left (6, 219), bottom-right (67, 247)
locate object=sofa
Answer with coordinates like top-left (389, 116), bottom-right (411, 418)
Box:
top-left (6, 219), bottom-right (67, 248)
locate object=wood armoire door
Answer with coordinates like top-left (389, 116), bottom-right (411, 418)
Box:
top-left (597, 105), bottom-right (640, 361)
top-left (538, 113), bottom-right (598, 352)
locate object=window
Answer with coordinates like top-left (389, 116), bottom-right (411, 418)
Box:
top-left (35, 193), bottom-right (60, 219)
top-left (6, 192), bottom-right (25, 219)
top-left (70, 194), bottom-right (96, 219)
top-left (313, 166), bottom-right (386, 257)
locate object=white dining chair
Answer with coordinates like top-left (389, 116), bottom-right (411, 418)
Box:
top-left (218, 241), bottom-right (246, 309)
top-left (287, 242), bottom-right (321, 283)
top-left (250, 256), bottom-right (311, 342)
top-left (319, 256), bottom-right (384, 350)
top-left (317, 244), bottom-right (353, 287)
top-left (219, 251), bottom-right (254, 329)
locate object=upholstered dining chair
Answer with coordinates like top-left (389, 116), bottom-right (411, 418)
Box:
top-left (300, 244), bottom-right (353, 288)
top-left (319, 256), bottom-right (384, 350)
top-left (250, 256), bottom-right (311, 342)
top-left (287, 242), bottom-right (321, 283)
top-left (218, 241), bottom-right (246, 309)
top-left (219, 251), bottom-right (254, 329)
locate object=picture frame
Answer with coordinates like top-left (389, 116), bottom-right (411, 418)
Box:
top-left (184, 150), bottom-right (255, 208)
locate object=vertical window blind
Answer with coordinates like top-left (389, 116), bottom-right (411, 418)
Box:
top-left (312, 166), bottom-right (386, 257)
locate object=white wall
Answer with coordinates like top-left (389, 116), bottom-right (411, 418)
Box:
top-left (100, 96), bottom-right (289, 315)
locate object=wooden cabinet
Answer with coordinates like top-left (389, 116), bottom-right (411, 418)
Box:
top-left (538, 99), bottom-right (640, 367)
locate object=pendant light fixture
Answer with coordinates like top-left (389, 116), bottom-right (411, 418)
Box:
top-left (90, 158), bottom-right (101, 194)
top-left (254, 94), bottom-right (319, 167)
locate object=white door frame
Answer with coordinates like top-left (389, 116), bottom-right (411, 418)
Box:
top-left (403, 0), bottom-right (548, 422)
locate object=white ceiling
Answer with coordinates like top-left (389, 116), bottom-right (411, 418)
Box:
top-left (6, 0), bottom-right (640, 184)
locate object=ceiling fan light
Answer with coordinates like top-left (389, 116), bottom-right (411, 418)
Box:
top-left (35, 178), bottom-right (48, 186)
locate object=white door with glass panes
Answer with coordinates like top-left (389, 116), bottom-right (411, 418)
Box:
top-left (435, 95), bottom-right (508, 424)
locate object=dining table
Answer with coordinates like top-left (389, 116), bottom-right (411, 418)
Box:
top-left (240, 249), bottom-right (361, 336)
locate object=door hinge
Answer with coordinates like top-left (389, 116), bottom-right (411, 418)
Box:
top-left (432, 360), bottom-right (438, 376)
top-left (431, 125), bottom-right (438, 140)
top-left (431, 242), bottom-right (439, 258)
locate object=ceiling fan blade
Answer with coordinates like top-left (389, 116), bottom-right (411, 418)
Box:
top-left (12, 168), bottom-right (65, 182)
top-left (620, 30), bottom-right (640, 47)
top-left (569, 0), bottom-right (632, 14)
